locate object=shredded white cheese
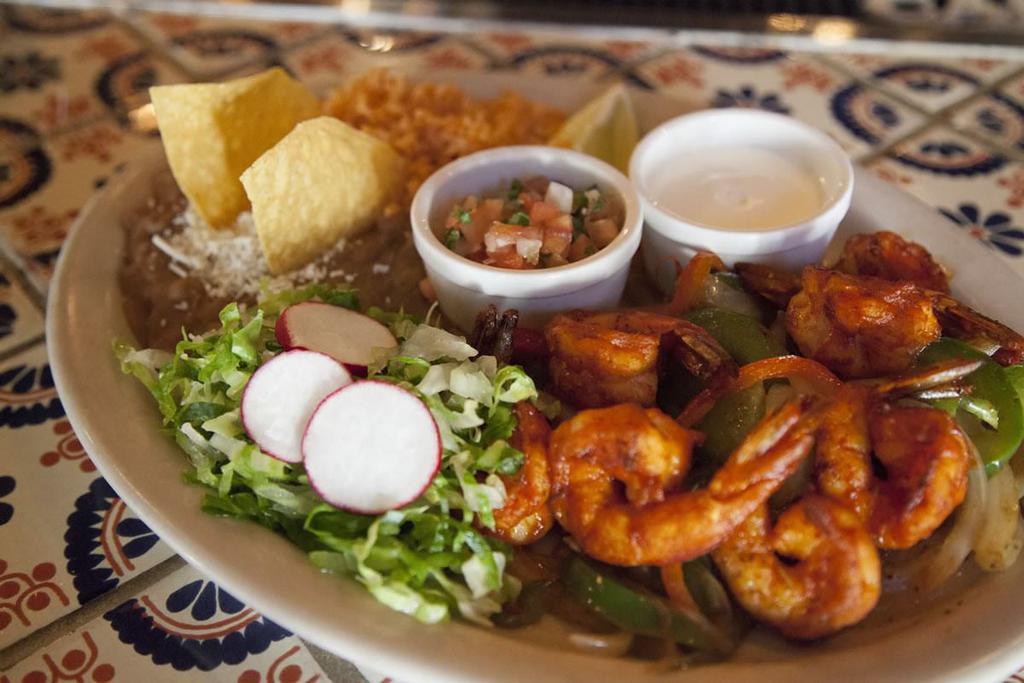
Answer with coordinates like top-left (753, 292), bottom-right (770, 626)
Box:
top-left (372, 263), bottom-right (390, 275)
top-left (157, 207), bottom-right (347, 298)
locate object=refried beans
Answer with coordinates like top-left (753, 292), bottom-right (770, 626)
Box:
top-left (120, 169), bottom-right (428, 350)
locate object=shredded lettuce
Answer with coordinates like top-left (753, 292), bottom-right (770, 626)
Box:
top-left (116, 287), bottom-right (537, 625)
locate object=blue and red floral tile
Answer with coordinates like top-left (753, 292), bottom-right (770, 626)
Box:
top-left (822, 53), bottom-right (1022, 112)
top-left (952, 72), bottom-right (1024, 158)
top-left (0, 116), bottom-right (161, 290)
top-left (125, 11), bottom-right (331, 79)
top-left (867, 126), bottom-right (1024, 260)
top-left (0, 344), bottom-right (175, 650)
top-left (0, 266), bottom-right (42, 356)
top-left (0, 564), bottom-right (327, 683)
top-left (465, 32), bottom-right (662, 81)
top-left (0, 6), bottom-right (187, 139)
top-left (627, 48), bottom-right (924, 159)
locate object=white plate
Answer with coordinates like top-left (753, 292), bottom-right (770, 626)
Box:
top-left (47, 73), bottom-right (1024, 683)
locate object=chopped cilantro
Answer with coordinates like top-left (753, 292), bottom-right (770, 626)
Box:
top-left (572, 190), bottom-right (587, 213)
top-left (572, 214), bottom-right (585, 236)
top-left (509, 212), bottom-right (530, 227)
top-left (507, 179), bottom-right (523, 200)
top-left (444, 228), bottom-right (461, 249)
top-left (457, 208), bottom-right (472, 225)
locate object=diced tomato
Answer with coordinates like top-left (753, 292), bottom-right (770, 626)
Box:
top-left (480, 198), bottom-right (504, 221)
top-left (485, 245), bottom-right (529, 269)
top-left (568, 234), bottom-right (594, 262)
top-left (586, 218), bottom-right (619, 249)
top-left (485, 223), bottom-right (540, 250)
top-left (460, 223), bottom-right (484, 252)
top-left (486, 223), bottom-right (543, 267)
top-left (444, 177), bottom-right (621, 271)
top-left (529, 200), bottom-right (561, 225)
top-left (462, 245), bottom-right (486, 262)
top-left (461, 198), bottom-right (502, 250)
top-left (542, 214), bottom-right (573, 259)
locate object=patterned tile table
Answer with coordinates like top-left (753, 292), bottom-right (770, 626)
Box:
top-left (2, 4), bottom-right (1024, 681)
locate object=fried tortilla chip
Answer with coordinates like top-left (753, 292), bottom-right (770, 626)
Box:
top-left (150, 68), bottom-right (320, 228)
top-left (240, 116), bottom-right (403, 275)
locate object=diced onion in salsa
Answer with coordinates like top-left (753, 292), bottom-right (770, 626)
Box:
top-left (443, 176), bottom-right (623, 269)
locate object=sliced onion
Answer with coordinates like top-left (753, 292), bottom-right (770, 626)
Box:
top-left (973, 464), bottom-right (1024, 571)
top-left (702, 274), bottom-right (762, 318)
top-left (905, 446), bottom-right (987, 592)
top-left (567, 631), bottom-right (634, 657)
top-left (659, 564), bottom-right (726, 634)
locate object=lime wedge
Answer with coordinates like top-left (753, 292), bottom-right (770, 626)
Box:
top-left (549, 84), bottom-right (638, 174)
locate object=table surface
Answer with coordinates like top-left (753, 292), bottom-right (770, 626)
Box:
top-left (3, 4), bottom-right (1024, 682)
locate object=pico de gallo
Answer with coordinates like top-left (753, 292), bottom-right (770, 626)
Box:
top-left (442, 176), bottom-right (623, 269)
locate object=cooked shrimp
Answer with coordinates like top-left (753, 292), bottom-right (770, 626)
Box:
top-left (734, 261), bottom-right (802, 309)
top-left (868, 404), bottom-right (972, 549)
top-left (492, 402), bottom-right (553, 545)
top-left (786, 267), bottom-right (941, 379)
top-left (815, 362), bottom-right (977, 549)
top-left (712, 494), bottom-right (880, 640)
top-left (738, 235), bottom-right (1024, 368)
top-left (834, 231), bottom-right (950, 293)
top-left (814, 384), bottom-right (874, 522)
top-left (548, 398), bottom-right (816, 566)
top-left (932, 293), bottom-right (1024, 366)
top-left (545, 310), bottom-right (736, 409)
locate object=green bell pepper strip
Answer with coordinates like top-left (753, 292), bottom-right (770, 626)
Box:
top-left (684, 308), bottom-right (785, 466)
top-left (492, 580), bottom-right (550, 629)
top-left (917, 338), bottom-right (1024, 474)
top-left (694, 384), bottom-right (766, 469)
top-left (684, 308), bottom-right (786, 365)
top-left (563, 557), bottom-right (735, 655)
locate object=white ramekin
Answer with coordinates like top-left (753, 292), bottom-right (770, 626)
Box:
top-left (629, 109), bottom-right (854, 294)
top-left (410, 146), bottom-right (643, 332)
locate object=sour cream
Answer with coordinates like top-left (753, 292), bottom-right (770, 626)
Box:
top-left (647, 146), bottom-right (825, 232)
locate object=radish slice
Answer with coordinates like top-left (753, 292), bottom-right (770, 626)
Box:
top-left (303, 381), bottom-right (441, 514)
top-left (275, 302), bottom-right (398, 369)
top-left (240, 350), bottom-right (352, 463)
